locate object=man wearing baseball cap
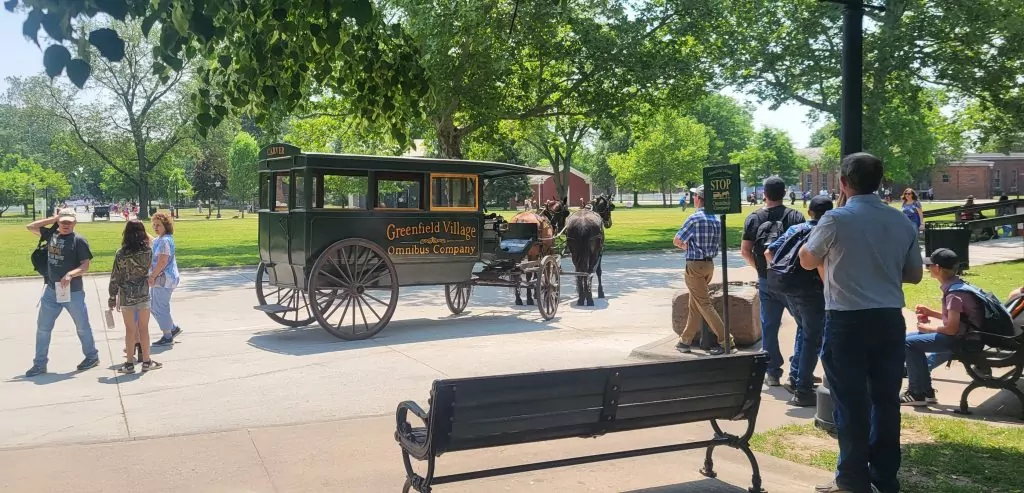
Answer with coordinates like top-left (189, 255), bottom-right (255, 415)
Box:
top-left (903, 248), bottom-right (984, 406)
top-left (672, 185), bottom-right (735, 355)
top-left (765, 195), bottom-right (834, 407)
top-left (24, 208), bottom-right (99, 377)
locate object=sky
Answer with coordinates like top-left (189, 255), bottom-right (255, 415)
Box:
top-left (0, 11), bottom-right (822, 148)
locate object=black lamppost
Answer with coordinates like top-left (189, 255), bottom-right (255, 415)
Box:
top-left (814, 0), bottom-right (884, 438)
top-left (215, 179), bottom-right (222, 219)
top-left (31, 184), bottom-right (37, 220)
top-left (174, 188), bottom-right (180, 218)
top-left (821, 0), bottom-right (885, 157)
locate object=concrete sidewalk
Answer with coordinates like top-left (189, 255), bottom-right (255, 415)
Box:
top-left (0, 413), bottom-right (832, 493)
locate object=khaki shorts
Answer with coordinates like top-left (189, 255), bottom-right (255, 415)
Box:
top-left (120, 302), bottom-right (151, 312)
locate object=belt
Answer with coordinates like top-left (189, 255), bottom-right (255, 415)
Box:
top-left (687, 257), bottom-right (715, 262)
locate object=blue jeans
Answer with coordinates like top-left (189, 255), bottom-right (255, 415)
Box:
top-left (905, 332), bottom-right (957, 395)
top-left (786, 290), bottom-right (826, 392)
top-left (150, 286), bottom-right (177, 335)
top-left (35, 286), bottom-right (99, 367)
top-left (927, 351), bottom-right (952, 370)
top-left (822, 308), bottom-right (905, 493)
top-left (758, 278), bottom-right (800, 379)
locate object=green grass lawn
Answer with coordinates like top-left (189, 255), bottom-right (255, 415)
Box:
top-left (0, 212), bottom-right (259, 277)
top-left (903, 259), bottom-right (1024, 310)
top-left (0, 203), bottom-right (1017, 283)
top-left (751, 415), bottom-right (1024, 493)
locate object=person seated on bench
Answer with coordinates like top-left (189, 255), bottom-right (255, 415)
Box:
top-left (903, 248), bottom-right (985, 406)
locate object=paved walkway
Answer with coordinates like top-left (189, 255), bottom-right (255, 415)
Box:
top-left (1, 245), bottom-right (1021, 492)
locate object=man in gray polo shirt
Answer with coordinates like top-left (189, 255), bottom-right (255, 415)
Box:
top-left (799, 153), bottom-right (922, 493)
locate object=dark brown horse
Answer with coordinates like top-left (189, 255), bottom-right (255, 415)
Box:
top-left (508, 210), bottom-right (555, 305)
top-left (565, 195), bottom-right (614, 306)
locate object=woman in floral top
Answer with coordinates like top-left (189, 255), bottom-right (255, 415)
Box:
top-left (108, 220), bottom-right (161, 373)
top-left (149, 212), bottom-right (182, 346)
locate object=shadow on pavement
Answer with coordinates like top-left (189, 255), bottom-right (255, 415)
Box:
top-left (246, 314), bottom-right (558, 356)
top-left (621, 478), bottom-right (751, 492)
top-left (5, 371), bottom-right (78, 385)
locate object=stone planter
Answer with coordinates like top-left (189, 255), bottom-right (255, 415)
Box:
top-left (671, 281), bottom-right (762, 347)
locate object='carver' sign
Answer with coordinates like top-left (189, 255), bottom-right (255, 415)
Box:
top-left (385, 220), bottom-right (479, 256)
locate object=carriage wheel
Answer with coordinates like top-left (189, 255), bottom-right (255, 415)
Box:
top-left (309, 239), bottom-right (399, 340)
top-left (255, 262), bottom-right (315, 327)
top-left (445, 283), bottom-right (473, 315)
top-left (535, 255), bottom-right (561, 320)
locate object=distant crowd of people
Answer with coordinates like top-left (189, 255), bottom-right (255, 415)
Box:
top-left (24, 209), bottom-right (183, 377)
top-left (672, 152), bottom-right (1022, 493)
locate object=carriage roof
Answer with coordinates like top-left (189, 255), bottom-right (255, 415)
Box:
top-left (258, 143), bottom-right (551, 179)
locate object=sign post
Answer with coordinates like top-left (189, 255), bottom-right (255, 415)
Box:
top-left (702, 164), bottom-right (742, 353)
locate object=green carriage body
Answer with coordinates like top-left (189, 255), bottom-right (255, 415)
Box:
top-left (253, 143), bottom-right (559, 340)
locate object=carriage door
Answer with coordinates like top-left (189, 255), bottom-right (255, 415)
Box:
top-left (267, 167), bottom-right (298, 287)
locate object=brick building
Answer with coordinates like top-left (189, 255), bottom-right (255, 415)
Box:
top-left (796, 147), bottom-right (841, 194)
top-left (931, 153), bottom-right (1024, 199)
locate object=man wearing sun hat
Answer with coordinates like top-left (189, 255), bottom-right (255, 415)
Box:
top-left (24, 208), bottom-right (99, 377)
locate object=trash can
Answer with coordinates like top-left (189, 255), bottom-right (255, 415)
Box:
top-left (924, 222), bottom-right (970, 271)
top-left (814, 375), bottom-right (838, 438)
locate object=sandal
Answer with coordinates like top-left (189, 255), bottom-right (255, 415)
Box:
top-left (117, 362), bottom-right (135, 374)
top-left (141, 360), bottom-right (162, 372)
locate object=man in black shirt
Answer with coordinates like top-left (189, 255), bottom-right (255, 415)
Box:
top-left (740, 177), bottom-right (805, 386)
top-left (24, 208), bottom-right (99, 377)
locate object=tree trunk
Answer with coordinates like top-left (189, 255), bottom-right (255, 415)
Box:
top-left (137, 179), bottom-right (151, 220)
top-left (435, 119), bottom-right (464, 159)
top-left (632, 190), bottom-right (639, 206)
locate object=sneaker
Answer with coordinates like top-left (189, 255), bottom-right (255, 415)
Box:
top-left (708, 345), bottom-right (737, 356)
top-left (788, 390), bottom-right (816, 407)
top-left (675, 341), bottom-right (692, 353)
top-left (171, 326), bottom-right (183, 339)
top-left (765, 374), bottom-right (781, 387)
top-left (76, 357), bottom-right (100, 371)
top-left (900, 390), bottom-right (928, 406)
top-left (153, 335), bottom-right (174, 346)
top-left (25, 365), bottom-right (47, 377)
top-left (924, 389), bottom-right (937, 404)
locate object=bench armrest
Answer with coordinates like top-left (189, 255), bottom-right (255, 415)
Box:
top-left (396, 400), bottom-right (429, 431)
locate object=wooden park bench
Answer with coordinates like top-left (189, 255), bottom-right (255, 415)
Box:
top-left (394, 354), bottom-right (769, 493)
top-left (950, 318), bottom-right (1024, 420)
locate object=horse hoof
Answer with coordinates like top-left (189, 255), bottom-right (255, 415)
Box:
top-left (576, 300), bottom-right (585, 306)
top-left (515, 300), bottom-right (524, 306)
top-left (597, 293), bottom-right (605, 299)
top-left (587, 300), bottom-right (595, 306)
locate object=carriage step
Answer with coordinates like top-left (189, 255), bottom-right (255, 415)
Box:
top-left (253, 304), bottom-right (297, 314)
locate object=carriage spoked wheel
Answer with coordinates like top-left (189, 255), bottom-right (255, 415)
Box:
top-left (309, 239), bottom-right (399, 340)
top-left (535, 255), bottom-right (561, 320)
top-left (255, 262), bottom-right (316, 327)
top-left (444, 282), bottom-right (473, 315)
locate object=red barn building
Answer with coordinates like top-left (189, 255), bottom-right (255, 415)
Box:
top-left (530, 168), bottom-right (593, 207)
top-left (931, 153), bottom-right (1024, 199)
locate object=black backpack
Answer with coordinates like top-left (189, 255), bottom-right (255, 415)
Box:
top-left (30, 224), bottom-right (57, 281)
top-left (752, 209), bottom-right (786, 264)
top-left (766, 226), bottom-right (820, 294)
top-left (946, 282), bottom-right (1020, 350)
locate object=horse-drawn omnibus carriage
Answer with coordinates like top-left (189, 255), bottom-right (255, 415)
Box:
top-left (253, 143), bottom-right (566, 340)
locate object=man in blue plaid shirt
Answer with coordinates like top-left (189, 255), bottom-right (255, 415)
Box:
top-left (672, 185), bottom-right (735, 355)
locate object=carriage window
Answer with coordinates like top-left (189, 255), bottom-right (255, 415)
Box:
top-left (316, 172), bottom-right (369, 210)
top-left (294, 174), bottom-right (306, 209)
top-left (258, 174), bottom-right (270, 209)
top-left (375, 173), bottom-right (422, 209)
top-left (274, 173), bottom-right (290, 211)
top-left (431, 174), bottom-right (477, 210)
